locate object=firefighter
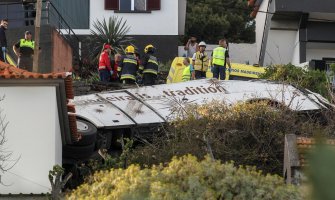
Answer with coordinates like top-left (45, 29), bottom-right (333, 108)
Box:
top-left (182, 57), bottom-right (195, 82)
top-left (192, 41), bottom-right (209, 79)
top-left (118, 45), bottom-right (139, 84)
top-left (98, 44), bottom-right (113, 82)
top-left (139, 44), bottom-right (159, 86)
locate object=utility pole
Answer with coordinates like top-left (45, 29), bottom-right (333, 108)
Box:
top-left (32, 0), bottom-right (42, 73)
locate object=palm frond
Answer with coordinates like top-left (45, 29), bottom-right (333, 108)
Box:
top-left (86, 16), bottom-right (134, 63)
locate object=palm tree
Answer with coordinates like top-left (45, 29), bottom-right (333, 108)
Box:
top-left (86, 16), bottom-right (133, 62)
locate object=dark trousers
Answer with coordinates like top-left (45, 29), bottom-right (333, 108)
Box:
top-left (195, 70), bottom-right (206, 79)
top-left (18, 56), bottom-right (33, 71)
top-left (143, 73), bottom-right (157, 86)
top-left (99, 69), bottom-right (111, 82)
top-left (212, 64), bottom-right (226, 80)
top-left (24, 4), bottom-right (35, 26)
top-left (0, 50), bottom-right (5, 62)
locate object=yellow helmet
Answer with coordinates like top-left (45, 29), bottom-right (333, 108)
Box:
top-left (144, 44), bottom-right (155, 53)
top-left (125, 45), bottom-right (135, 54)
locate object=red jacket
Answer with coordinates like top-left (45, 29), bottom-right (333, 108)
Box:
top-left (98, 51), bottom-right (111, 71)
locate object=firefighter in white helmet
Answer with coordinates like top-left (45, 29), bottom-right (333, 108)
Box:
top-left (192, 41), bottom-right (209, 79)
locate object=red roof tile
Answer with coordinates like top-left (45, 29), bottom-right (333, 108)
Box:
top-left (0, 61), bottom-right (78, 141)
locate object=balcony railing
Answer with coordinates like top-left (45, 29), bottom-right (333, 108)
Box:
top-left (0, 1), bottom-right (82, 61)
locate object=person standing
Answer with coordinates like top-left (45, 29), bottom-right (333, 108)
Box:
top-left (98, 44), bottom-right (113, 82)
top-left (211, 39), bottom-right (231, 80)
top-left (184, 36), bottom-right (198, 58)
top-left (13, 31), bottom-right (36, 71)
top-left (0, 19), bottom-right (8, 63)
top-left (140, 44), bottom-right (159, 86)
top-left (182, 57), bottom-right (195, 82)
top-left (22, 0), bottom-right (36, 26)
top-left (192, 41), bottom-right (209, 79)
top-left (118, 45), bottom-right (139, 84)
top-left (111, 54), bottom-right (121, 81)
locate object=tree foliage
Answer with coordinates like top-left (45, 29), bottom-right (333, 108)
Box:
top-left (185, 0), bottom-right (255, 44)
top-left (260, 64), bottom-right (330, 99)
top-left (68, 155), bottom-right (303, 200)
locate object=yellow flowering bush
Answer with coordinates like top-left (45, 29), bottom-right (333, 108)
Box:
top-left (67, 155), bottom-right (302, 200)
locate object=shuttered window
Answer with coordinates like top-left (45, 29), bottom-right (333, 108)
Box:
top-left (147, 0), bottom-right (160, 10)
top-left (105, 0), bottom-right (119, 10)
top-left (105, 0), bottom-right (161, 11)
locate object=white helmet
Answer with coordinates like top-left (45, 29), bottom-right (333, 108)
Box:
top-left (199, 41), bottom-right (207, 47)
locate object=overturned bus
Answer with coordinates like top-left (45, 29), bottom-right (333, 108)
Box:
top-left (69, 79), bottom-right (333, 161)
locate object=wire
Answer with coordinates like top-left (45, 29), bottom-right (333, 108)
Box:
top-left (5, 171), bottom-right (51, 190)
top-left (192, 0), bottom-right (335, 23)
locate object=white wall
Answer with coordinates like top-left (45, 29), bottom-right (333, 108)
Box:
top-left (255, 0), bottom-right (270, 61)
top-left (306, 48), bottom-right (335, 62)
top-left (0, 87), bottom-right (62, 194)
top-left (291, 31), bottom-right (300, 65)
top-left (73, 0), bottom-right (180, 35)
top-left (178, 43), bottom-right (258, 65)
top-left (263, 30), bottom-right (298, 66)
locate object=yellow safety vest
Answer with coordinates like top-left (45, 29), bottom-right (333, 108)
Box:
top-left (212, 46), bottom-right (226, 66)
top-left (194, 51), bottom-right (209, 72)
top-left (182, 65), bottom-right (191, 82)
top-left (19, 39), bottom-right (35, 49)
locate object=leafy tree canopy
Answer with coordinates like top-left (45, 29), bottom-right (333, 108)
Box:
top-left (184, 0), bottom-right (255, 44)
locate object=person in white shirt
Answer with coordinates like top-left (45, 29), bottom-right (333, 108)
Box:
top-left (184, 36), bottom-right (198, 58)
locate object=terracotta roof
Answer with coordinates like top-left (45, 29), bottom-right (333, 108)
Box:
top-left (0, 61), bottom-right (79, 141)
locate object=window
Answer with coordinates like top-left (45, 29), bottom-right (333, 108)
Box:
top-left (105, 0), bottom-right (160, 11)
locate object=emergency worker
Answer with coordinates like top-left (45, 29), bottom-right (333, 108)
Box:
top-left (118, 45), bottom-right (139, 84)
top-left (140, 44), bottom-right (159, 86)
top-left (192, 41), bottom-right (209, 79)
top-left (182, 57), bottom-right (195, 82)
top-left (98, 44), bottom-right (113, 82)
top-left (13, 31), bottom-right (37, 71)
top-left (211, 39), bottom-right (231, 80)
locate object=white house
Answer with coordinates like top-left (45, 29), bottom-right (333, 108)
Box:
top-left (51, 0), bottom-right (187, 62)
top-left (249, 0), bottom-right (335, 69)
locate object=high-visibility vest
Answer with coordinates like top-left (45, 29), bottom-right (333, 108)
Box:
top-left (19, 39), bottom-right (34, 49)
top-left (194, 51), bottom-right (209, 72)
top-left (182, 65), bottom-right (191, 82)
top-left (143, 54), bottom-right (159, 75)
top-left (120, 54), bottom-right (138, 81)
top-left (212, 46), bottom-right (226, 66)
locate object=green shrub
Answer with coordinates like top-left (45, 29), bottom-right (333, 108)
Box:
top-left (130, 101), bottom-right (323, 175)
top-left (67, 155), bottom-right (303, 200)
top-left (260, 64), bottom-right (329, 99)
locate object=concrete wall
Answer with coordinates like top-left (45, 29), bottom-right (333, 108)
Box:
top-left (0, 86), bottom-right (62, 194)
top-left (51, 29), bottom-right (73, 72)
top-left (178, 43), bottom-right (258, 65)
top-left (73, 0), bottom-right (180, 35)
top-left (291, 32), bottom-right (300, 65)
top-left (255, 0), bottom-right (270, 62)
top-left (263, 29), bottom-right (298, 65)
top-left (6, 25), bottom-right (73, 73)
top-left (306, 43), bottom-right (335, 62)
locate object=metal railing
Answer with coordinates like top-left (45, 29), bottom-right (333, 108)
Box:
top-left (0, 0), bottom-right (82, 61)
